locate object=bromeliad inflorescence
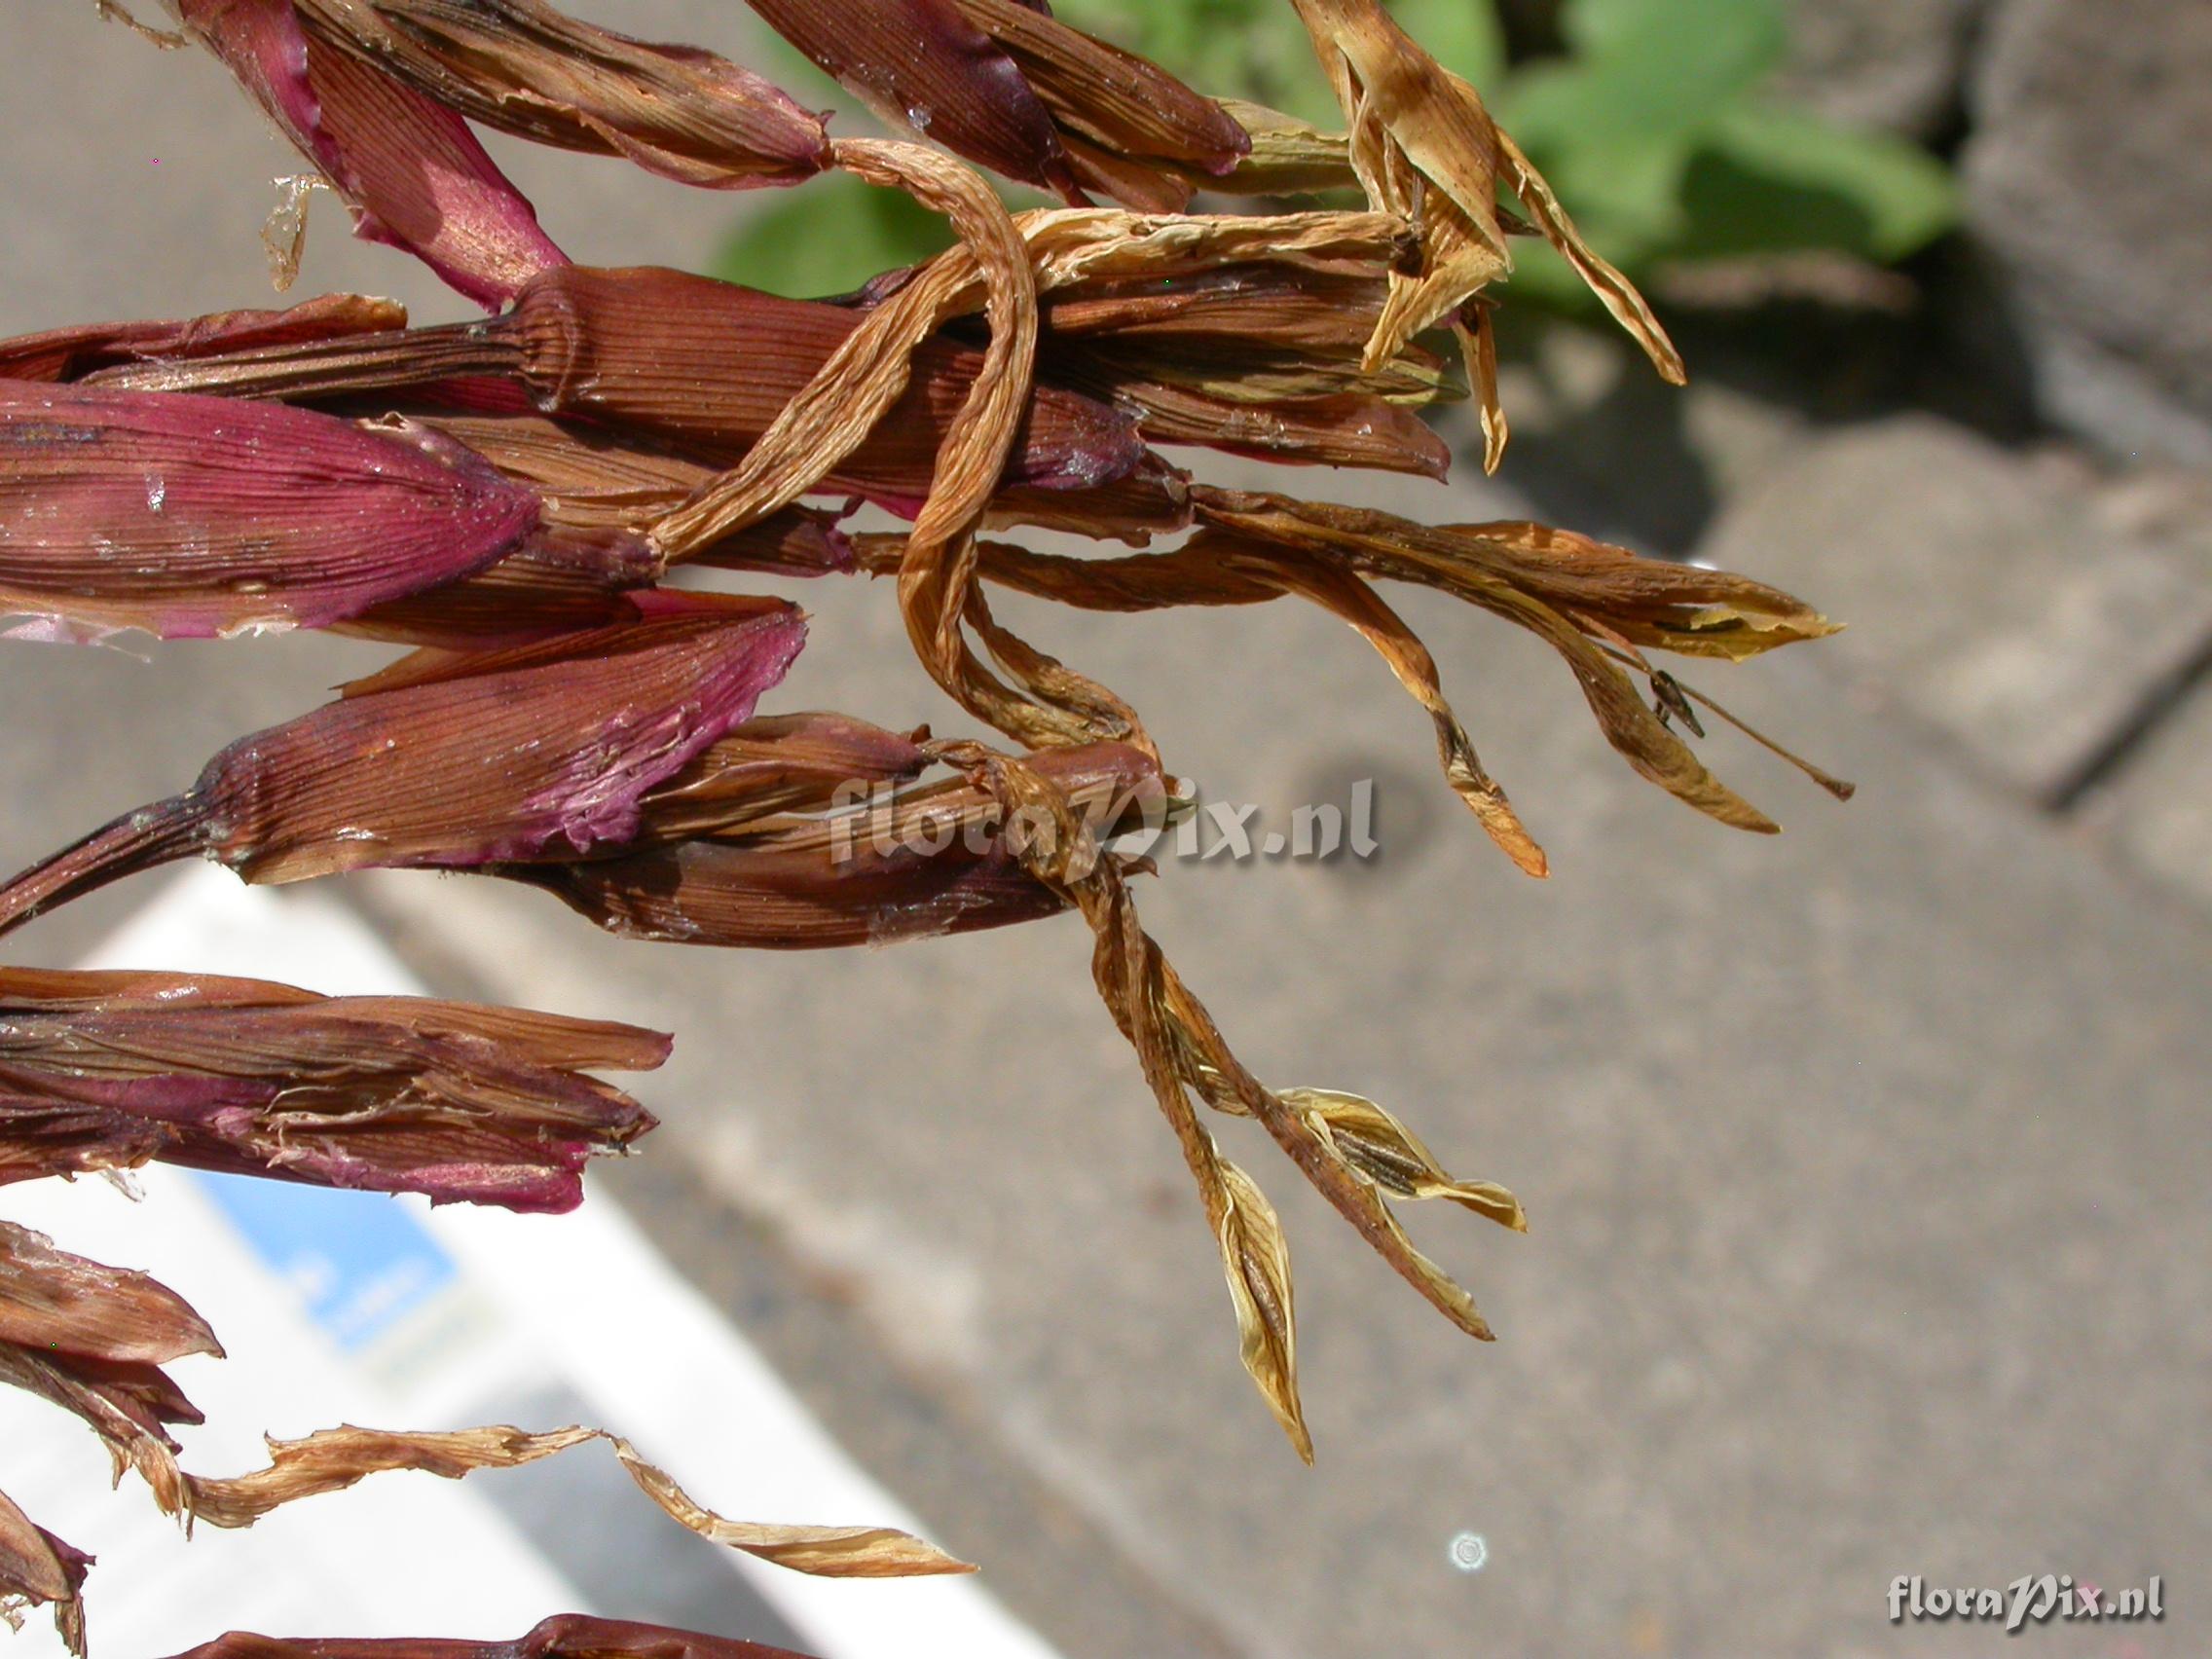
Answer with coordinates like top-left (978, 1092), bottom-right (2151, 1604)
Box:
top-left (3, 1), bottom-right (1852, 1650)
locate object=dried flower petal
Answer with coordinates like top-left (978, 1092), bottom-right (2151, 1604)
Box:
top-left (919, 535), bottom-right (1546, 872)
top-left (1187, 488), bottom-right (1843, 833)
top-left (292, 0), bottom-right (830, 189)
top-left (746, 0), bottom-right (1081, 201)
top-left (502, 739), bottom-right (1162, 948)
top-left (0, 968), bottom-right (667, 1212)
top-left (0, 1490), bottom-right (90, 1659)
top-left (0, 1227), bottom-right (216, 1509)
top-left (1215, 1158), bottom-right (1310, 1462)
top-left (169, 1615), bottom-right (830, 1659)
top-left (0, 1221), bottom-right (223, 1366)
top-left (0, 381), bottom-right (541, 640)
top-left (1285, 0), bottom-right (1684, 384)
top-left (935, 745), bottom-right (1507, 1443)
top-left (1281, 1087), bottom-right (1525, 1229)
top-left (611, 1443), bottom-right (972, 1575)
top-left (173, 1424), bottom-right (969, 1577)
top-left (0, 598), bottom-right (806, 933)
top-left (1, 1237), bottom-right (959, 1622)
top-left (948, 0), bottom-right (1248, 204)
top-left (0, 294), bottom-right (406, 386)
top-left (165, 0), bottom-right (568, 308)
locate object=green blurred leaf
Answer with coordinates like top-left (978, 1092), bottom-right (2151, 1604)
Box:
top-left (1383, 0), bottom-right (1507, 86)
top-left (712, 0), bottom-right (1958, 314)
top-left (1685, 104), bottom-right (1960, 262)
top-left (1493, 0), bottom-right (1955, 296)
top-left (712, 175), bottom-right (956, 299)
top-left (1564, 0), bottom-right (1783, 63)
top-left (1058, 0), bottom-right (1343, 126)
top-left (1499, 0), bottom-right (1786, 152)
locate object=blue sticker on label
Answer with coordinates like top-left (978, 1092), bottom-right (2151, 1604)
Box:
top-left (194, 1172), bottom-right (457, 1350)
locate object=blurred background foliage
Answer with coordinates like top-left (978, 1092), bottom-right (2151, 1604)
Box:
top-left (716, 0), bottom-right (1958, 312)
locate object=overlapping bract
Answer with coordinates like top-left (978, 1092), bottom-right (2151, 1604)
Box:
top-left (0, 968), bottom-right (666, 1210)
top-left (22, 0), bottom-right (1862, 1493)
top-left (172, 1615), bottom-right (830, 1659)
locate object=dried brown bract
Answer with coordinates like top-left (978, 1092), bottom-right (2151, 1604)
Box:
top-left (0, 968), bottom-right (667, 1211)
top-left (0, 598), bottom-right (807, 932)
top-left (169, 1614), bottom-right (830, 1659)
top-left (744, 0), bottom-right (1246, 207)
top-left (0, 1489), bottom-right (90, 1658)
top-left (501, 736), bottom-right (1165, 949)
top-left (18, 0), bottom-right (1861, 1487)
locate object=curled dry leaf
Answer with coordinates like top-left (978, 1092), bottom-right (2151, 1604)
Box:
top-left (611, 1442), bottom-right (973, 1576)
top-left (0, 967), bottom-right (668, 1212)
top-left (834, 138), bottom-right (1075, 757)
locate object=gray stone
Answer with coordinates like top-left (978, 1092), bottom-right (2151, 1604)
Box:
top-left (1700, 414), bottom-right (2212, 800)
top-left (1965, 0), bottom-right (2212, 461)
top-left (1776, 0), bottom-right (1979, 138)
top-left (2093, 681), bottom-right (2212, 911)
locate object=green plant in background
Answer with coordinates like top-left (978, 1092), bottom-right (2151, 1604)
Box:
top-left (1055, 0), bottom-right (1506, 129)
top-left (1491, 0), bottom-right (1958, 303)
top-left (717, 0), bottom-right (1956, 308)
